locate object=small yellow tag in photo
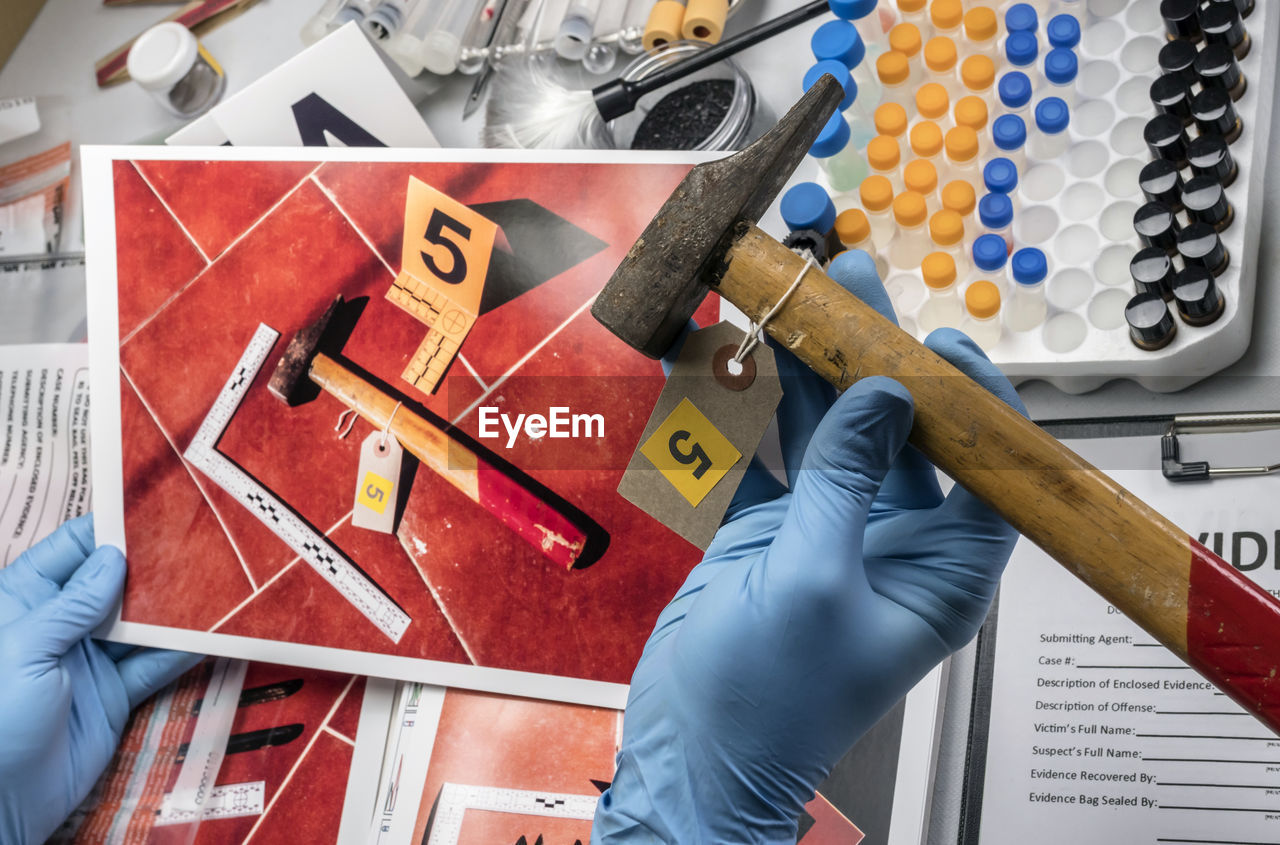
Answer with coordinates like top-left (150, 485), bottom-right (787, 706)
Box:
top-left (639, 397), bottom-right (741, 507)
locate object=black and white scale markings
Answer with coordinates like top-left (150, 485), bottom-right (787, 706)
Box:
top-left (155, 780), bottom-right (266, 826)
top-left (183, 324), bottom-right (411, 642)
top-left (425, 784), bottom-right (599, 845)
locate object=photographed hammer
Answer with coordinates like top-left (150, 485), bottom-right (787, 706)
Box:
top-left (592, 76), bottom-right (1280, 733)
top-left (268, 298), bottom-right (587, 569)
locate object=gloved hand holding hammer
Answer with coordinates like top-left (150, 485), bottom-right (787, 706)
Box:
top-left (592, 250), bottom-right (1024, 843)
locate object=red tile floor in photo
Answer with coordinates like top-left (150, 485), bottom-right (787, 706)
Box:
top-left (114, 158), bottom-right (717, 686)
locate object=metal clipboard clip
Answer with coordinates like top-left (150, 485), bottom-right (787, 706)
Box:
top-left (1161, 412), bottom-right (1280, 482)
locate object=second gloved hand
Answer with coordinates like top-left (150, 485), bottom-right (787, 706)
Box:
top-left (595, 250), bottom-right (1027, 843)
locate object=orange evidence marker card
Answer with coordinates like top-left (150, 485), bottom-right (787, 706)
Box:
top-left (387, 176), bottom-right (497, 395)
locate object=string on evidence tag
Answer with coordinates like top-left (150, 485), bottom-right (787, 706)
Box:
top-left (354, 402), bottom-right (405, 534)
top-left (733, 255), bottom-right (816, 365)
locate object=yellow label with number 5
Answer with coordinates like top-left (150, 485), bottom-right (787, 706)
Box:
top-left (358, 470), bottom-right (394, 515)
top-left (399, 176), bottom-right (496, 316)
top-left (639, 397), bottom-right (741, 507)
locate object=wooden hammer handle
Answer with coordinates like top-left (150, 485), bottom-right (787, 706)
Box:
top-left (308, 354), bottom-right (587, 568)
top-left (719, 225), bottom-right (1280, 731)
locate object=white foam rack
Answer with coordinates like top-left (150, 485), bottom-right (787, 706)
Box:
top-left (767, 0), bottom-right (1278, 394)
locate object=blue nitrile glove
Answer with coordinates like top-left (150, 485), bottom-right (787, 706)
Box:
top-left (0, 515), bottom-right (203, 845)
top-left (594, 250), bottom-right (1026, 843)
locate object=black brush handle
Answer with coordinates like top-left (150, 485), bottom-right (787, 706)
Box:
top-left (593, 0), bottom-right (834, 121)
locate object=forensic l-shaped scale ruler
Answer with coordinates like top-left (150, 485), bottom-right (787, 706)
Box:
top-left (425, 784), bottom-right (599, 845)
top-left (184, 324), bottom-right (411, 642)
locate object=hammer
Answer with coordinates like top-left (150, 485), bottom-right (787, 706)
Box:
top-left (592, 76), bottom-right (1280, 733)
top-left (268, 297), bottom-right (588, 569)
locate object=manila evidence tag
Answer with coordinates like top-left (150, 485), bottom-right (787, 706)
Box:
top-left (353, 431), bottom-right (404, 533)
top-left (618, 321), bottom-right (783, 550)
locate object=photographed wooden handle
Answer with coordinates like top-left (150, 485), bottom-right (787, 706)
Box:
top-left (308, 354), bottom-right (587, 568)
top-left (718, 224), bottom-right (1280, 732)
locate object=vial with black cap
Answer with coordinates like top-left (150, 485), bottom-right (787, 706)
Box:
top-left (1160, 0), bottom-right (1201, 41)
top-left (1188, 135), bottom-right (1237, 187)
top-left (1139, 159), bottom-right (1184, 209)
top-left (1200, 2), bottom-right (1250, 60)
top-left (1150, 74), bottom-right (1193, 125)
top-left (1191, 87), bottom-right (1242, 144)
top-left (1126, 292), bottom-right (1178, 351)
top-left (1171, 266), bottom-right (1226, 326)
top-left (1194, 42), bottom-right (1246, 101)
top-left (1134, 202), bottom-right (1181, 254)
top-left (1181, 174), bottom-right (1233, 232)
top-left (1177, 222), bottom-right (1230, 277)
top-left (1206, 0), bottom-right (1252, 19)
top-left (1144, 113), bottom-right (1190, 168)
top-left (1130, 247), bottom-right (1176, 300)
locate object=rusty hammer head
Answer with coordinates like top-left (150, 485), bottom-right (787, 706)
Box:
top-left (590, 74), bottom-right (843, 359)
top-left (268, 295), bottom-right (365, 405)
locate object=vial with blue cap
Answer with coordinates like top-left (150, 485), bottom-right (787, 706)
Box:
top-left (1029, 95), bottom-right (1070, 160)
top-left (811, 19), bottom-right (866, 70)
top-left (1004, 31), bottom-right (1039, 75)
top-left (979, 192), bottom-right (1015, 251)
top-left (781, 182), bottom-right (838, 244)
top-left (992, 113), bottom-right (1027, 170)
top-left (1043, 47), bottom-right (1078, 108)
top-left (1005, 3), bottom-right (1039, 37)
top-left (983, 157), bottom-right (1021, 212)
top-left (1050, 0), bottom-right (1084, 25)
top-left (972, 232), bottom-right (1011, 292)
top-left (809, 112), bottom-right (867, 192)
top-left (1046, 14), bottom-right (1080, 49)
top-left (1007, 247), bottom-right (1049, 331)
top-left (998, 71), bottom-right (1033, 117)
top-left (803, 60), bottom-right (874, 146)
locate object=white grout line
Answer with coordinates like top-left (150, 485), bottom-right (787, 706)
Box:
top-left (323, 726), bottom-right (357, 747)
top-left (309, 174), bottom-right (397, 278)
top-left (119, 366), bottom-right (258, 593)
top-left (454, 353), bottom-right (489, 392)
top-left (206, 510), bottom-right (354, 633)
top-left (131, 162), bottom-right (211, 264)
top-left (242, 675), bottom-right (358, 845)
top-left (450, 294), bottom-right (598, 427)
top-left (121, 164), bottom-right (322, 346)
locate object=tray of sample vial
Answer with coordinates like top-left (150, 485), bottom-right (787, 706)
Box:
top-left (773, 0), bottom-right (1275, 394)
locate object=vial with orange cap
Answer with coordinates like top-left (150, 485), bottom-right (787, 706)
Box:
top-left (941, 179), bottom-right (977, 223)
top-left (875, 50), bottom-right (914, 109)
top-left (963, 6), bottom-right (1001, 64)
top-left (896, 0), bottom-right (932, 40)
top-left (909, 120), bottom-right (945, 168)
top-left (954, 96), bottom-right (990, 156)
top-left (960, 55), bottom-right (997, 112)
top-left (930, 0), bottom-right (964, 39)
top-left (924, 36), bottom-right (962, 100)
top-left (944, 126), bottom-right (981, 183)
top-left (874, 102), bottom-right (909, 144)
top-left (915, 83), bottom-right (951, 128)
top-left (918, 252), bottom-right (965, 332)
top-left (904, 159), bottom-right (940, 213)
top-left (835, 208), bottom-right (890, 279)
top-left (929, 209), bottom-right (971, 279)
top-left (888, 23), bottom-right (924, 87)
top-left (866, 134), bottom-right (905, 193)
top-left (859, 175), bottom-right (897, 243)
top-left (889, 191), bottom-right (933, 270)
top-left (962, 280), bottom-right (1004, 350)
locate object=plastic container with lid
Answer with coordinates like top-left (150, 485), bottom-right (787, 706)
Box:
top-left (979, 191), bottom-right (1015, 251)
top-left (983, 157), bottom-right (1019, 196)
top-left (1005, 3), bottom-right (1038, 39)
top-left (1046, 13), bottom-right (1080, 49)
top-left (954, 96), bottom-right (990, 155)
top-left (944, 126), bottom-right (980, 182)
top-left (810, 113), bottom-right (867, 193)
top-left (1171, 266), bottom-right (1226, 326)
top-left (1006, 247), bottom-right (1048, 331)
top-left (896, 0), bottom-right (932, 40)
top-left (876, 51), bottom-right (914, 108)
top-left (904, 158), bottom-right (940, 211)
top-left (961, 55), bottom-right (997, 110)
top-left (909, 120), bottom-right (945, 167)
top-left (835, 208), bottom-right (889, 279)
top-left (1201, 2), bottom-right (1251, 61)
top-left (1130, 247), bottom-right (1175, 299)
top-left (1028, 96), bottom-right (1069, 161)
top-left (942, 179), bottom-right (977, 222)
top-left (931, 0), bottom-right (964, 38)
top-left (915, 83), bottom-right (950, 124)
top-left (918, 252), bottom-right (965, 333)
top-left (972, 233), bottom-right (1010, 291)
top-left (1150, 74), bottom-right (1193, 125)
top-left (992, 113), bottom-right (1027, 170)
top-left (1004, 31), bottom-right (1038, 76)
top-left (811, 19), bottom-right (866, 70)
top-left (1042, 47), bottom-right (1078, 108)
top-left (1188, 135), bottom-right (1237, 187)
top-left (1126, 292), bottom-right (1177, 350)
top-left (803, 60), bottom-right (874, 147)
top-left (929, 209), bottom-right (971, 279)
top-left (1195, 43), bottom-right (1247, 102)
top-left (780, 182), bottom-right (837, 237)
top-left (860, 175), bottom-right (897, 243)
top-left (889, 22), bottom-right (923, 61)
top-left (127, 22), bottom-right (226, 118)
top-left (875, 102), bottom-right (909, 140)
top-left (998, 71), bottom-right (1032, 116)
top-left (1191, 87), bottom-right (1242, 144)
top-left (963, 7), bottom-right (1000, 63)
top-left (924, 37), bottom-right (962, 99)
top-left (963, 280), bottom-right (1004, 350)
top-left (889, 191), bottom-right (933, 269)
top-left (866, 134), bottom-right (905, 193)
